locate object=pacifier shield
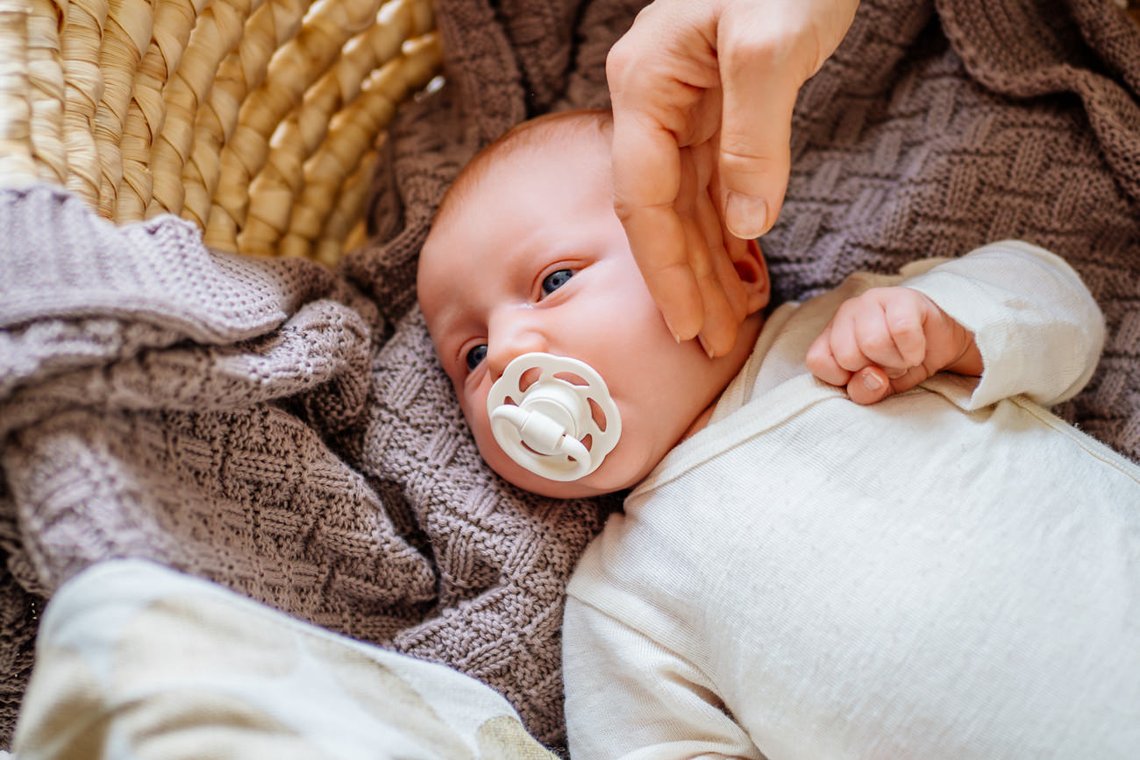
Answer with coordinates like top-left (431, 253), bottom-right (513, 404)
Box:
top-left (486, 353), bottom-right (622, 482)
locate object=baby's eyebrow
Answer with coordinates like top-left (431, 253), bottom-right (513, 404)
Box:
top-left (429, 303), bottom-right (478, 358)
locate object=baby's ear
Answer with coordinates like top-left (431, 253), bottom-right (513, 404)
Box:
top-left (727, 237), bottom-right (770, 315)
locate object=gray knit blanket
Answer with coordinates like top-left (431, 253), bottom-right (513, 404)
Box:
top-left (1, 0), bottom-right (1137, 749)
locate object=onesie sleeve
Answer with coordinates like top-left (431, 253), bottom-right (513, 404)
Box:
top-left (562, 596), bottom-right (764, 760)
top-left (898, 240), bottom-right (1105, 409)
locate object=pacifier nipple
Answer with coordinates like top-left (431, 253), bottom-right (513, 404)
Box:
top-left (487, 353), bottom-right (622, 482)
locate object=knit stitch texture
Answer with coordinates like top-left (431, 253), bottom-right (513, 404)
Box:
top-left (1, 0), bottom-right (1138, 750)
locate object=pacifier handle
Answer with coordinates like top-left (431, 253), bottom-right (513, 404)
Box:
top-left (490, 405), bottom-right (591, 481)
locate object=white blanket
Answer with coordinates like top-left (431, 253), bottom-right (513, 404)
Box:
top-left (12, 560), bottom-right (554, 759)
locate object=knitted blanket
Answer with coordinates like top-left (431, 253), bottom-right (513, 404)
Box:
top-left (1, 0), bottom-right (1137, 749)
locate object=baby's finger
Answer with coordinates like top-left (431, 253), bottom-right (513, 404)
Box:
top-left (883, 292), bottom-right (927, 368)
top-left (827, 303), bottom-right (873, 374)
top-left (846, 365), bottom-right (893, 405)
top-left (806, 326), bottom-right (851, 387)
top-left (852, 299), bottom-right (907, 371)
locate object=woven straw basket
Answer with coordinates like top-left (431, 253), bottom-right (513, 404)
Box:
top-left (0, 0), bottom-right (441, 265)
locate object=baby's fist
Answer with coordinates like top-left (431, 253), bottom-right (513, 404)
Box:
top-left (805, 286), bottom-right (981, 404)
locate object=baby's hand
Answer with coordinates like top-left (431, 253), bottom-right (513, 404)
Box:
top-left (805, 287), bottom-right (982, 404)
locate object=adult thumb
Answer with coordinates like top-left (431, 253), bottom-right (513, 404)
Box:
top-left (717, 0), bottom-right (860, 239)
top-left (717, 45), bottom-right (799, 240)
top-left (716, 1), bottom-right (832, 240)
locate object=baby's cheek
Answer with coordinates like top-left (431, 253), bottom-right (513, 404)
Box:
top-left (581, 429), bottom-right (648, 493)
top-left (468, 422), bottom-right (527, 486)
top-left (469, 422), bottom-right (500, 467)
top-left (473, 434), bottom-right (517, 482)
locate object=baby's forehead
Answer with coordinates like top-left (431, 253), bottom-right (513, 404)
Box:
top-left (431, 131), bottom-right (607, 232)
top-left (468, 129), bottom-right (607, 193)
top-left (462, 111), bottom-right (610, 187)
top-left (421, 112), bottom-right (612, 282)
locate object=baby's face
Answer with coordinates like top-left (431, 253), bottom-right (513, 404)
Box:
top-left (418, 131), bottom-right (760, 498)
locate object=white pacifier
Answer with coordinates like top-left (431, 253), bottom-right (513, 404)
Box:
top-left (486, 352), bottom-right (622, 482)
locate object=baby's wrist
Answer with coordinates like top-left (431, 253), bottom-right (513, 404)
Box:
top-left (940, 317), bottom-right (983, 378)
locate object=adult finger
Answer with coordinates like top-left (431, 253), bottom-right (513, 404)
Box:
top-left (689, 223), bottom-right (741, 357)
top-left (611, 111), bottom-right (701, 340)
top-left (717, 28), bottom-right (796, 237)
top-left (692, 146), bottom-right (748, 355)
top-left (607, 3), bottom-right (718, 340)
top-left (715, 3), bottom-right (810, 238)
top-left (703, 248), bottom-right (749, 357)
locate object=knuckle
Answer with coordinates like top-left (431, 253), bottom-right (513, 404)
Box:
top-left (863, 286), bottom-right (893, 302)
top-left (833, 344), bottom-right (863, 371)
top-left (718, 145), bottom-right (785, 175)
top-left (720, 15), bottom-right (820, 80)
top-left (889, 315), bottom-right (923, 343)
top-left (835, 298), bottom-right (861, 320)
top-left (805, 341), bottom-right (822, 364)
top-left (605, 36), bottom-right (635, 79)
top-left (860, 331), bottom-right (896, 358)
top-left (720, 21), bottom-right (793, 64)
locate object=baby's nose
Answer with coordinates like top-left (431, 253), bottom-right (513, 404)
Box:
top-left (486, 314), bottom-right (549, 379)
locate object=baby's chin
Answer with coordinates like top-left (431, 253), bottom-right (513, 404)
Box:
top-left (486, 446), bottom-right (650, 500)
top-left (493, 464), bottom-right (621, 500)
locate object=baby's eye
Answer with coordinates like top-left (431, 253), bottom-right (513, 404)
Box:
top-left (541, 269), bottom-right (574, 296)
top-left (465, 344), bottom-right (488, 371)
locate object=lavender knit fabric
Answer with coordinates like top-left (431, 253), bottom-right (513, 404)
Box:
top-left (1, 0), bottom-right (1137, 750)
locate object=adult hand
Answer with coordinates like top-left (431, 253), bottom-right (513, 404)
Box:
top-left (608, 0), bottom-right (859, 355)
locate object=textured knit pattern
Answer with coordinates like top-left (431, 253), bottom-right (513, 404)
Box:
top-left (1, 0), bottom-right (1138, 750)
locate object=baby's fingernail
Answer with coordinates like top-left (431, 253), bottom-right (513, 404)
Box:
top-left (862, 372), bottom-right (883, 391)
top-left (726, 192), bottom-right (768, 238)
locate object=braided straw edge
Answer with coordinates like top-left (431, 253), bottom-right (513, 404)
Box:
top-left (0, 0), bottom-right (441, 265)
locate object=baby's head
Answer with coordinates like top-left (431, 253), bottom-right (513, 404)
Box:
top-left (417, 109), bottom-right (770, 498)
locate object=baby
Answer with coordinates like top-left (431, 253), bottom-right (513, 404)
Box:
top-left (417, 110), bottom-right (1140, 758)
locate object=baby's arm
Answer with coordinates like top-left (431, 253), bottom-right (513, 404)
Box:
top-left (806, 241), bottom-right (1105, 408)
